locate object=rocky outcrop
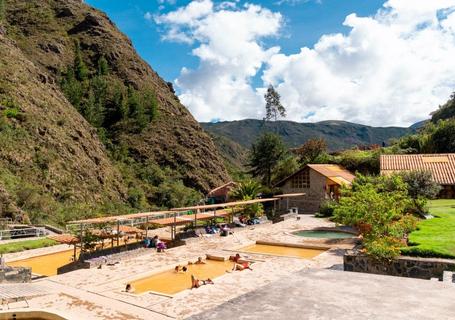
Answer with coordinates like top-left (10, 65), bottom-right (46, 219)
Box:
top-left (4, 0), bottom-right (229, 193)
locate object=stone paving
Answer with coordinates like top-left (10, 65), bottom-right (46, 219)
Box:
top-left (1, 215), bottom-right (453, 320)
top-left (189, 268), bottom-right (455, 320)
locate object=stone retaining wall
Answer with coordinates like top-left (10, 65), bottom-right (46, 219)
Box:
top-left (344, 252), bottom-right (455, 280)
top-left (0, 266), bottom-right (31, 283)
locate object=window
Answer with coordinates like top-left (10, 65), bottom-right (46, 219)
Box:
top-left (291, 170), bottom-right (310, 189)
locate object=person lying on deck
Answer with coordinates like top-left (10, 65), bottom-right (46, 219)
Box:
top-left (229, 254), bottom-right (253, 271)
top-left (191, 275), bottom-right (214, 289)
top-left (232, 261), bottom-right (253, 271)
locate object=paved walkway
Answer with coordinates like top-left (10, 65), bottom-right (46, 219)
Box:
top-left (189, 268), bottom-right (455, 320)
top-left (3, 215), bottom-right (454, 320)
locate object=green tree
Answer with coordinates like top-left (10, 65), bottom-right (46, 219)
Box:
top-left (271, 154), bottom-right (299, 185)
top-left (249, 133), bottom-right (286, 187)
top-left (431, 91), bottom-right (455, 122)
top-left (334, 174), bottom-right (417, 260)
top-left (61, 67), bottom-right (84, 108)
top-left (264, 85), bottom-right (286, 121)
top-left (399, 170), bottom-right (441, 215)
top-left (143, 89), bottom-right (159, 122)
top-left (127, 86), bottom-right (149, 131)
top-left (230, 180), bottom-right (264, 218)
top-left (230, 180), bottom-right (262, 200)
top-left (97, 56), bottom-right (109, 76)
top-left (103, 81), bottom-right (127, 128)
top-left (294, 138), bottom-right (328, 165)
top-left (0, 0), bottom-right (5, 23)
top-left (428, 119), bottom-right (455, 153)
top-left (73, 41), bottom-right (89, 81)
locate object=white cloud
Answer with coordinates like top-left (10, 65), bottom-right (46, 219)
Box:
top-left (263, 0), bottom-right (455, 126)
top-left (155, 0), bottom-right (455, 126)
top-left (154, 0), bottom-right (282, 121)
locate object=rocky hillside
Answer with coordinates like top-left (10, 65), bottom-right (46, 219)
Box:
top-left (202, 119), bottom-right (414, 151)
top-left (0, 0), bottom-right (228, 224)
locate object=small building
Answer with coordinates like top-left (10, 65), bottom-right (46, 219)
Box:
top-left (274, 164), bottom-right (355, 214)
top-left (207, 181), bottom-right (237, 204)
top-left (380, 154), bottom-right (455, 198)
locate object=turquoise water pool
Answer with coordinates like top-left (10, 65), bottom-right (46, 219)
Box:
top-left (292, 230), bottom-right (355, 239)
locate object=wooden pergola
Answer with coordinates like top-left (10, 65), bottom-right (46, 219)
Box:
top-left (64, 195), bottom-right (304, 260)
top-left (169, 198), bottom-right (280, 239)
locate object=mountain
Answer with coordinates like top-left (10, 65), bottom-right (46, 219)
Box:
top-left (0, 0), bottom-right (228, 224)
top-left (207, 132), bottom-right (249, 174)
top-left (201, 119), bottom-right (414, 151)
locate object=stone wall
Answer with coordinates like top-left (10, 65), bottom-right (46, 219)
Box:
top-left (0, 266), bottom-right (32, 283)
top-left (344, 252), bottom-right (455, 280)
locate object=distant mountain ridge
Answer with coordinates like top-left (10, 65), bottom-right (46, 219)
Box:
top-left (201, 119), bottom-right (415, 151)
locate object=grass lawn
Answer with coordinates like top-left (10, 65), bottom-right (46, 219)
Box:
top-left (402, 199), bottom-right (455, 259)
top-left (0, 238), bottom-right (58, 254)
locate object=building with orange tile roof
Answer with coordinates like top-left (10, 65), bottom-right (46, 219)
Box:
top-left (274, 164), bottom-right (355, 214)
top-left (380, 154), bottom-right (455, 198)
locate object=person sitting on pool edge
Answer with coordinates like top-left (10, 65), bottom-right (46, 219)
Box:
top-left (125, 283), bottom-right (135, 293)
top-left (191, 275), bottom-right (214, 289)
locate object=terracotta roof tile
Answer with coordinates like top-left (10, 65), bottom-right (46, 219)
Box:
top-left (380, 154), bottom-right (455, 185)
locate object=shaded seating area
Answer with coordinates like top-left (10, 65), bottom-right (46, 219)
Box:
top-left (60, 196), bottom-right (302, 266)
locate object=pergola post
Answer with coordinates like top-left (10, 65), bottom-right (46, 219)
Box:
top-left (172, 212), bottom-right (177, 241)
top-left (145, 216), bottom-right (149, 239)
top-left (116, 220), bottom-right (120, 248)
top-left (195, 209), bottom-right (199, 228)
top-left (73, 243), bottom-right (77, 261)
top-left (79, 223), bottom-right (84, 254)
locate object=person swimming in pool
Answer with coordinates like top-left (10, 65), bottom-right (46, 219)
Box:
top-left (194, 257), bottom-right (206, 265)
top-left (191, 275), bottom-right (214, 289)
top-left (175, 265), bottom-right (188, 273)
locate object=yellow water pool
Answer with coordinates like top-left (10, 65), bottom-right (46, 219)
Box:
top-left (130, 260), bottom-right (234, 295)
top-left (241, 244), bottom-right (326, 259)
top-left (7, 249), bottom-right (78, 276)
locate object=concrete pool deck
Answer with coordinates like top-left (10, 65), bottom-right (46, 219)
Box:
top-left (2, 215), bottom-right (454, 319)
top-left (189, 268), bottom-right (455, 320)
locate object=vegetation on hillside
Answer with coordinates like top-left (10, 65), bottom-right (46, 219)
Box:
top-left (61, 41), bottom-right (158, 138)
top-left (201, 119), bottom-right (413, 151)
top-left (431, 91), bottom-right (455, 122)
top-left (0, 0), bottom-right (228, 226)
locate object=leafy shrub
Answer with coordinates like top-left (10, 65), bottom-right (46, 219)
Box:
top-left (399, 170), bottom-right (441, 215)
top-left (230, 179), bottom-right (264, 218)
top-left (316, 200), bottom-right (337, 218)
top-left (334, 174), bottom-right (417, 260)
top-left (127, 187), bottom-right (147, 209)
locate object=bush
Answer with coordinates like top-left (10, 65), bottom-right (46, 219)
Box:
top-left (399, 170), bottom-right (441, 215)
top-left (230, 179), bottom-right (264, 218)
top-left (127, 187), bottom-right (147, 209)
top-left (333, 174), bottom-right (417, 260)
top-left (316, 200), bottom-right (337, 217)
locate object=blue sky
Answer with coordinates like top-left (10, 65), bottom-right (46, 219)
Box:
top-left (86, 0), bottom-right (384, 83)
top-left (84, 0), bottom-right (455, 126)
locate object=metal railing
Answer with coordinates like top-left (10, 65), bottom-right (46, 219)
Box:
top-left (0, 227), bottom-right (46, 240)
